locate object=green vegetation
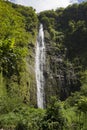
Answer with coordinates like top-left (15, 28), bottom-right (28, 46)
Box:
top-left (0, 0), bottom-right (38, 118)
top-left (0, 0), bottom-right (38, 106)
top-left (0, 0), bottom-right (87, 129)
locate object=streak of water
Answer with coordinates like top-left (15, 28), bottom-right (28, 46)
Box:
top-left (35, 24), bottom-right (45, 109)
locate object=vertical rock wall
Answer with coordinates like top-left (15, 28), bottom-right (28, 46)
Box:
top-left (44, 30), bottom-right (81, 105)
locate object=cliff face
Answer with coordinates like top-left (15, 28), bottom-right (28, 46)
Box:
top-left (44, 30), bottom-right (81, 104)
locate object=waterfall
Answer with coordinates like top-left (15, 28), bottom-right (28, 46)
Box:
top-left (35, 24), bottom-right (45, 109)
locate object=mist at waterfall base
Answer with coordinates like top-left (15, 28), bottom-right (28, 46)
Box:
top-left (35, 24), bottom-right (45, 109)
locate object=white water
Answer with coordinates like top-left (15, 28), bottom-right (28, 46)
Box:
top-left (35, 24), bottom-right (45, 109)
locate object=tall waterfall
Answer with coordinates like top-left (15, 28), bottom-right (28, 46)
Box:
top-left (35, 24), bottom-right (45, 109)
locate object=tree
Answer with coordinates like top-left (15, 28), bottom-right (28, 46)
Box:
top-left (42, 97), bottom-right (66, 130)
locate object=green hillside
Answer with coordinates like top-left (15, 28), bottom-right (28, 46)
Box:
top-left (0, 0), bottom-right (38, 110)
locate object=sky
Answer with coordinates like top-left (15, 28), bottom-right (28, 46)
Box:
top-left (10, 0), bottom-right (79, 12)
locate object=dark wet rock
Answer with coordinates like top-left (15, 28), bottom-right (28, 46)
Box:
top-left (44, 30), bottom-right (81, 105)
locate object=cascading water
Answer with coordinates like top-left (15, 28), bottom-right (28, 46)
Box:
top-left (35, 24), bottom-right (45, 109)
